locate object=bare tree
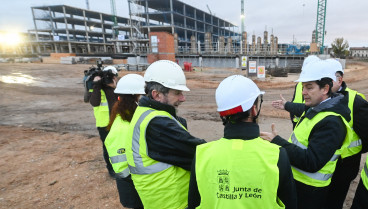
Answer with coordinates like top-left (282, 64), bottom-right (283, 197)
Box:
top-left (331, 37), bottom-right (349, 58)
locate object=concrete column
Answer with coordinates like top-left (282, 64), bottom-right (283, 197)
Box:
top-left (257, 36), bottom-right (262, 53)
top-left (184, 4), bottom-right (187, 47)
top-left (48, 7), bottom-right (58, 53)
top-left (71, 14), bottom-right (77, 41)
top-left (218, 36), bottom-right (225, 54)
top-left (31, 8), bottom-right (41, 53)
top-left (100, 13), bottom-right (107, 53)
top-left (145, 0), bottom-right (150, 34)
top-left (83, 10), bottom-right (91, 53)
top-left (170, 0), bottom-right (174, 34)
top-left (191, 35), bottom-right (197, 54)
top-left (194, 9), bottom-right (197, 41)
top-left (62, 6), bottom-right (72, 53)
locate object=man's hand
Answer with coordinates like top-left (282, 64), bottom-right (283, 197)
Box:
top-left (93, 76), bottom-right (101, 82)
top-left (271, 94), bottom-right (287, 110)
top-left (260, 123), bottom-right (277, 142)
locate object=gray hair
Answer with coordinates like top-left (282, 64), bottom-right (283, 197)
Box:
top-left (145, 82), bottom-right (170, 99)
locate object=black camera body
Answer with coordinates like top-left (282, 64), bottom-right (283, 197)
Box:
top-left (83, 60), bottom-right (114, 102)
top-left (101, 70), bottom-right (116, 85)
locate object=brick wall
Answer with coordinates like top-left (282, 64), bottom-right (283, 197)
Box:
top-left (147, 32), bottom-right (176, 64)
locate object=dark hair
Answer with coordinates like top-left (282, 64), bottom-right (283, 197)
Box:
top-left (145, 82), bottom-right (170, 99)
top-left (106, 94), bottom-right (139, 131)
top-left (221, 97), bottom-right (259, 125)
top-left (336, 71), bottom-right (343, 77)
top-left (316, 77), bottom-right (333, 97)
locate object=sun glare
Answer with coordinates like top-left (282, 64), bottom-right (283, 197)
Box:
top-left (0, 32), bottom-right (23, 46)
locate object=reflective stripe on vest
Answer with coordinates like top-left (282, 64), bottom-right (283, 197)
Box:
top-left (110, 155), bottom-right (127, 164)
top-left (291, 132), bottom-right (341, 161)
top-left (128, 109), bottom-right (173, 175)
top-left (92, 89), bottom-right (109, 127)
top-left (361, 155), bottom-right (368, 190)
top-left (289, 111), bottom-right (352, 187)
top-left (341, 88), bottom-right (363, 158)
top-left (126, 106), bottom-right (190, 209)
top-left (115, 167), bottom-right (130, 178)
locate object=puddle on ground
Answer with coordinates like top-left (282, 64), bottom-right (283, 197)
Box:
top-left (0, 73), bottom-right (80, 88)
top-left (0, 73), bottom-right (35, 85)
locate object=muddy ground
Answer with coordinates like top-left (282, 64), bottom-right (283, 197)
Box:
top-left (0, 61), bottom-right (367, 208)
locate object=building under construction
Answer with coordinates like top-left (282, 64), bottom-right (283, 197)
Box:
top-left (7, 1), bottom-right (307, 70)
top-left (28, 1), bottom-right (241, 55)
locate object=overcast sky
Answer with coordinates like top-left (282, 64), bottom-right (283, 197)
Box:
top-left (0, 0), bottom-right (367, 47)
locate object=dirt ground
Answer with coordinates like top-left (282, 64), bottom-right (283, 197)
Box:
top-left (0, 61), bottom-right (367, 208)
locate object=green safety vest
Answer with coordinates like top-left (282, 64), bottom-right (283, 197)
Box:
top-left (125, 106), bottom-right (190, 209)
top-left (361, 155), bottom-right (368, 190)
top-left (292, 82), bottom-right (305, 123)
top-left (104, 115), bottom-right (130, 178)
top-left (346, 87), bottom-right (366, 101)
top-left (195, 137), bottom-right (285, 209)
top-left (342, 88), bottom-right (365, 158)
top-left (90, 89), bottom-right (109, 127)
top-left (289, 111), bottom-right (352, 187)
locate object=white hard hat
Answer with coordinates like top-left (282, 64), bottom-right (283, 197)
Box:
top-left (103, 66), bottom-right (118, 75)
top-left (144, 60), bottom-right (190, 91)
top-left (302, 55), bottom-right (320, 71)
top-left (296, 60), bottom-right (337, 82)
top-left (216, 75), bottom-right (265, 116)
top-left (114, 74), bottom-right (145, 94)
top-left (326, 59), bottom-right (343, 74)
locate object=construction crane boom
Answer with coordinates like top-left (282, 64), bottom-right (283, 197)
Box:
top-left (241, 0), bottom-right (245, 34)
top-left (315, 0), bottom-right (327, 54)
top-left (110, 0), bottom-right (118, 37)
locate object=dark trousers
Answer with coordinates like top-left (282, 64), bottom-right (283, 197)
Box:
top-left (295, 180), bottom-right (329, 209)
top-left (324, 154), bottom-right (361, 209)
top-left (97, 127), bottom-right (114, 175)
top-left (116, 176), bottom-right (144, 209)
top-left (351, 179), bottom-right (368, 209)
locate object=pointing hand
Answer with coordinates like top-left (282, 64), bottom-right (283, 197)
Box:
top-left (271, 94), bottom-right (287, 110)
top-left (260, 123), bottom-right (278, 142)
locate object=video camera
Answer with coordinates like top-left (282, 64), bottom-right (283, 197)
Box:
top-left (83, 60), bottom-right (117, 102)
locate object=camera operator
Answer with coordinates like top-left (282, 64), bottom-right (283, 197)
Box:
top-left (89, 65), bottom-right (119, 177)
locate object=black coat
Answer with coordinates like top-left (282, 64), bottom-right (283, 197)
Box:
top-left (139, 96), bottom-right (206, 171)
top-left (274, 94), bottom-right (350, 172)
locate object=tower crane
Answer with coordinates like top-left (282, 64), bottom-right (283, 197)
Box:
top-left (110, 0), bottom-right (119, 37)
top-left (315, 0), bottom-right (327, 54)
top-left (241, 0), bottom-right (245, 34)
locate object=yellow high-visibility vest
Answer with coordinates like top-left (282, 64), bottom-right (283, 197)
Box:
top-left (125, 106), bottom-right (190, 209)
top-left (104, 115), bottom-right (130, 178)
top-left (195, 137), bottom-right (285, 209)
top-left (91, 89), bottom-right (109, 127)
top-left (290, 111), bottom-right (352, 187)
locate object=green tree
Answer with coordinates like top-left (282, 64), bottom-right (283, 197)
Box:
top-left (331, 38), bottom-right (349, 58)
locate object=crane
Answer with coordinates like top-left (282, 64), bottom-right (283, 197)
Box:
top-left (241, 0), bottom-right (245, 34)
top-left (110, 0), bottom-right (119, 37)
top-left (86, 0), bottom-right (90, 10)
top-left (315, 0), bottom-right (327, 54)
